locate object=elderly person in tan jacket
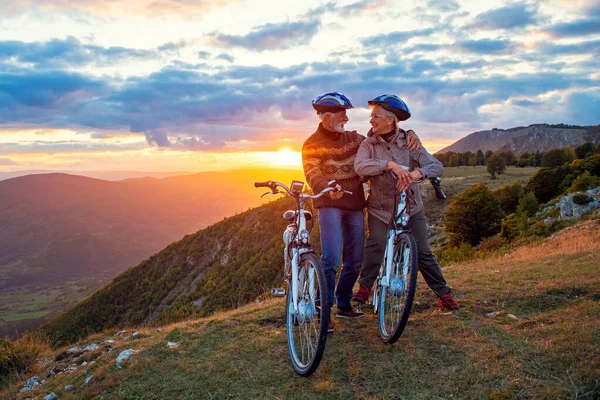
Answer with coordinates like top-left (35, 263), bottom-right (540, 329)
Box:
top-left (351, 94), bottom-right (459, 310)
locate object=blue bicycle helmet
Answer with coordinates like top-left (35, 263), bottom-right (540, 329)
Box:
top-left (368, 94), bottom-right (411, 121)
top-left (312, 92), bottom-right (354, 113)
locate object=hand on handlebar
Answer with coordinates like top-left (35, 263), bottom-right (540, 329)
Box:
top-left (329, 184), bottom-right (344, 200)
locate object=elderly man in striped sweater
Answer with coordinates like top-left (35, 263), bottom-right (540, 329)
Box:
top-left (301, 92), bottom-right (421, 332)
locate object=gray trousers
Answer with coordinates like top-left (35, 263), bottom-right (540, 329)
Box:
top-left (358, 208), bottom-right (450, 296)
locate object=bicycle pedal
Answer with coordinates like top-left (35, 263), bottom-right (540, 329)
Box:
top-left (271, 288), bottom-right (286, 297)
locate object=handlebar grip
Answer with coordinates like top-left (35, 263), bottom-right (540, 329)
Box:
top-left (254, 181), bottom-right (271, 188)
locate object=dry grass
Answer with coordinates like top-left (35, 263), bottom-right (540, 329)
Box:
top-left (3, 221), bottom-right (599, 400)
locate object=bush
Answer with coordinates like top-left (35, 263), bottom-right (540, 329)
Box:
top-left (436, 242), bottom-right (476, 265)
top-left (541, 148), bottom-right (574, 168)
top-left (494, 182), bottom-right (523, 214)
top-left (0, 336), bottom-right (49, 388)
top-left (444, 183), bottom-right (504, 246)
top-left (478, 236), bottom-right (504, 252)
top-left (572, 193), bottom-right (593, 206)
top-left (582, 154), bottom-right (600, 177)
top-left (500, 213), bottom-right (525, 241)
top-left (526, 165), bottom-right (573, 203)
top-left (567, 171), bottom-right (600, 193)
top-left (516, 191), bottom-right (539, 217)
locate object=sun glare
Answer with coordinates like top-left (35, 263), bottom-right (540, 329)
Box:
top-left (264, 148), bottom-right (302, 167)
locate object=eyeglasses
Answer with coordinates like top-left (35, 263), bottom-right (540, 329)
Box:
top-left (370, 114), bottom-right (389, 119)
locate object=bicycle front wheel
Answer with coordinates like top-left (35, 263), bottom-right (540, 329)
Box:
top-left (378, 231), bottom-right (418, 344)
top-left (286, 252), bottom-right (329, 376)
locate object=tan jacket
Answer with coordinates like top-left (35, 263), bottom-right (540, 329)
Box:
top-left (354, 128), bottom-right (443, 223)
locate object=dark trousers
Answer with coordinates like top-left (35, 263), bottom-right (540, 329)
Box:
top-left (358, 208), bottom-right (450, 296)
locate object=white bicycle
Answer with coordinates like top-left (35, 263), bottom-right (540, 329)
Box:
top-left (370, 169), bottom-right (419, 344)
top-left (254, 179), bottom-right (349, 376)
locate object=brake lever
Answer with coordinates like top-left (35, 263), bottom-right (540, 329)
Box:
top-left (261, 191), bottom-right (272, 198)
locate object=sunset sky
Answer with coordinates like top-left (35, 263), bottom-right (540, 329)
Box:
top-left (0, 0), bottom-right (598, 174)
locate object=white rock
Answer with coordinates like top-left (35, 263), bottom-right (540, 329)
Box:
top-left (116, 349), bottom-right (138, 369)
top-left (486, 311), bottom-right (503, 317)
top-left (507, 314), bottom-right (518, 320)
top-left (167, 341), bottom-right (180, 348)
top-left (44, 393), bottom-right (58, 400)
top-left (114, 330), bottom-right (127, 337)
top-left (82, 343), bottom-right (99, 352)
top-left (66, 347), bottom-right (81, 354)
top-left (84, 376), bottom-right (93, 385)
top-left (64, 385), bottom-right (74, 392)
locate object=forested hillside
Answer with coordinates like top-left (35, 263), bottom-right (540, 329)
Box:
top-left (38, 196), bottom-right (297, 347)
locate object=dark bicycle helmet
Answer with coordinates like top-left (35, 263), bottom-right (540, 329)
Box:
top-left (312, 92), bottom-right (354, 113)
top-left (368, 94), bottom-right (411, 121)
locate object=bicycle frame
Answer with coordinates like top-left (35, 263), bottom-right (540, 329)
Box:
top-left (372, 170), bottom-right (421, 314)
top-left (256, 180), bottom-right (344, 316)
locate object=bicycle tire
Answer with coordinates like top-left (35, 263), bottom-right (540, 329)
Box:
top-left (378, 231), bottom-right (418, 344)
top-left (286, 252), bottom-right (329, 376)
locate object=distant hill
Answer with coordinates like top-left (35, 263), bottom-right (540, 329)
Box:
top-left (0, 170), bottom-right (195, 181)
top-left (437, 124), bottom-right (600, 155)
top-left (0, 168), bottom-right (303, 338)
top-left (37, 196), bottom-right (296, 347)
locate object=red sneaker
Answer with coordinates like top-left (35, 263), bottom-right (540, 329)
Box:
top-left (438, 291), bottom-right (460, 310)
top-left (351, 285), bottom-right (370, 304)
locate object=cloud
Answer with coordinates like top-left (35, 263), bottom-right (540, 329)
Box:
top-left (198, 51), bottom-right (211, 59)
top-left (454, 38), bottom-right (516, 54)
top-left (468, 2), bottom-right (539, 30)
top-left (0, 157), bottom-right (16, 165)
top-left (425, 0), bottom-right (460, 12)
top-left (337, 0), bottom-right (390, 17)
top-left (545, 17), bottom-right (600, 38)
top-left (361, 28), bottom-right (436, 48)
top-left (1, 0), bottom-right (239, 18)
top-left (208, 20), bottom-right (321, 50)
top-left (512, 99), bottom-right (543, 107)
top-left (0, 36), bottom-right (159, 68)
top-left (565, 89), bottom-right (600, 125)
top-left (216, 53), bottom-right (235, 63)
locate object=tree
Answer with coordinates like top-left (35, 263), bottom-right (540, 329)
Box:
top-left (476, 150), bottom-right (485, 165)
top-left (516, 191), bottom-right (539, 217)
top-left (583, 154), bottom-right (600, 176)
top-left (448, 153), bottom-right (458, 167)
top-left (574, 142), bottom-right (595, 159)
top-left (485, 150), bottom-right (495, 162)
top-left (525, 165), bottom-right (573, 203)
top-left (487, 154), bottom-right (506, 179)
top-left (494, 182), bottom-right (523, 214)
top-left (541, 148), bottom-right (574, 168)
top-left (444, 183), bottom-right (504, 246)
top-left (568, 171), bottom-right (600, 193)
top-left (499, 150), bottom-right (517, 166)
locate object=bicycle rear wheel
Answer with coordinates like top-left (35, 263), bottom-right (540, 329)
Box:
top-left (286, 252), bottom-right (329, 376)
top-left (378, 231), bottom-right (418, 344)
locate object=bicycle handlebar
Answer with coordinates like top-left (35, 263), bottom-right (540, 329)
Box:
top-left (254, 181), bottom-right (273, 188)
top-left (253, 180), bottom-right (351, 198)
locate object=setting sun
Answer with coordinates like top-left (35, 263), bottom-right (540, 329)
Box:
top-left (263, 147), bottom-right (302, 167)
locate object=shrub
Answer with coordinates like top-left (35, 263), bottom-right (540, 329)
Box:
top-left (516, 191), bottom-right (539, 217)
top-left (526, 165), bottom-right (573, 203)
top-left (500, 212), bottom-right (525, 241)
top-left (582, 154), bottom-right (600, 177)
top-left (436, 242), bottom-right (476, 265)
top-left (494, 182), bottom-right (523, 214)
top-left (0, 336), bottom-right (49, 388)
top-left (478, 236), bottom-right (504, 252)
top-left (541, 148), bottom-right (574, 168)
top-left (568, 171), bottom-right (600, 193)
top-left (444, 183), bottom-right (504, 246)
top-left (572, 193), bottom-right (593, 206)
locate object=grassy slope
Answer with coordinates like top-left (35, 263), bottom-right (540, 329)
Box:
top-left (4, 219), bottom-right (599, 400)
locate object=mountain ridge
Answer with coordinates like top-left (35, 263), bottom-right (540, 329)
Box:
top-left (437, 123), bottom-right (599, 155)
